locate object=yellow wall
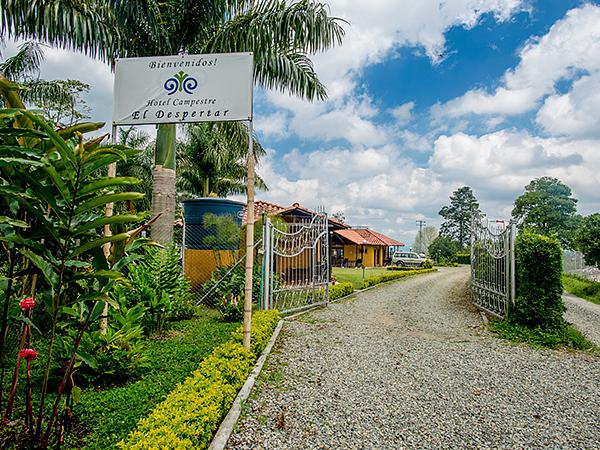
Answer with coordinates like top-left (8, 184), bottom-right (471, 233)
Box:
top-left (341, 244), bottom-right (385, 267)
top-left (184, 249), bottom-right (238, 290)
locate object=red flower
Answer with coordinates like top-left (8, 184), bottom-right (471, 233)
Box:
top-left (20, 297), bottom-right (36, 311)
top-left (19, 349), bottom-right (38, 361)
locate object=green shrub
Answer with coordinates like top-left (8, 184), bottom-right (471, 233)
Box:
top-left (203, 264), bottom-right (261, 321)
top-left (512, 232), bottom-right (565, 328)
top-left (122, 244), bottom-right (195, 333)
top-left (231, 310), bottom-right (280, 356)
top-left (489, 318), bottom-right (595, 350)
top-left (119, 311), bottom-right (279, 450)
top-left (455, 252), bottom-right (471, 264)
top-left (360, 268), bottom-right (436, 289)
top-left (422, 259), bottom-right (434, 269)
top-left (329, 282), bottom-right (354, 300)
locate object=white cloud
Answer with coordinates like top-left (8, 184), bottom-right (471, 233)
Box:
top-left (264, 0), bottom-right (527, 145)
top-left (254, 111), bottom-right (289, 138)
top-left (429, 130), bottom-right (600, 214)
top-left (432, 4), bottom-right (600, 118)
top-left (536, 74), bottom-right (600, 139)
top-left (390, 102), bottom-right (415, 126)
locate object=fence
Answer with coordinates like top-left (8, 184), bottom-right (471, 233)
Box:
top-left (181, 206), bottom-right (261, 308)
top-left (563, 250), bottom-right (600, 282)
top-left (470, 218), bottom-right (516, 319)
top-left (262, 213), bottom-right (330, 313)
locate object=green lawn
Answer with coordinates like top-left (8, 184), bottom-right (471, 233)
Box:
top-left (332, 267), bottom-right (391, 289)
top-left (562, 273), bottom-right (600, 305)
top-left (64, 308), bottom-right (238, 449)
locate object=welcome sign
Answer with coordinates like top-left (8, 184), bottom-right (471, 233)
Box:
top-left (112, 53), bottom-right (253, 125)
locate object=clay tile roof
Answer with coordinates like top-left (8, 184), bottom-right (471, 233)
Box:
top-left (242, 200), bottom-right (286, 224)
top-left (334, 228), bottom-right (404, 247)
top-left (368, 229), bottom-right (404, 246)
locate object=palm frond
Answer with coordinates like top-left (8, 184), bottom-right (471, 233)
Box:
top-left (0, 0), bottom-right (119, 62)
top-left (198, 0), bottom-right (345, 101)
top-left (0, 41), bottom-right (46, 80)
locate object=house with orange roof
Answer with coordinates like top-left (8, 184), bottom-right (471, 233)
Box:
top-left (332, 228), bottom-right (404, 267)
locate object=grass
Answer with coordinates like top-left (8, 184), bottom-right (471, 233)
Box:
top-left (488, 318), bottom-right (596, 352)
top-left (332, 267), bottom-right (394, 289)
top-left (64, 308), bottom-right (238, 449)
top-left (562, 273), bottom-right (600, 305)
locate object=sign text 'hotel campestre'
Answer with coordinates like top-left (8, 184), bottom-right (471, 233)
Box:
top-left (112, 53), bottom-right (253, 125)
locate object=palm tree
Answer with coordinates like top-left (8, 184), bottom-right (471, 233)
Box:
top-left (177, 122), bottom-right (268, 198)
top-left (1, 0), bottom-right (345, 243)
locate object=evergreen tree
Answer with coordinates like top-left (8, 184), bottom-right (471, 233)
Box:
top-left (439, 186), bottom-right (480, 248)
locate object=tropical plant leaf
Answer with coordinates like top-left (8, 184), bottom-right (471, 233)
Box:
top-left (70, 232), bottom-right (132, 257)
top-left (0, 216), bottom-right (29, 228)
top-left (18, 247), bottom-right (58, 289)
top-left (77, 176), bottom-right (141, 197)
top-left (74, 192), bottom-right (145, 216)
top-left (72, 214), bottom-right (139, 236)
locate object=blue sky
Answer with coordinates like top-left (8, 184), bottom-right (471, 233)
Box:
top-left (4, 0), bottom-right (600, 246)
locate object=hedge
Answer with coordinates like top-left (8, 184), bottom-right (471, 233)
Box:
top-left (512, 232), bottom-right (565, 328)
top-left (455, 252), bottom-right (471, 265)
top-left (360, 268), bottom-right (437, 289)
top-left (329, 282), bottom-right (354, 300)
top-left (119, 310), bottom-right (279, 450)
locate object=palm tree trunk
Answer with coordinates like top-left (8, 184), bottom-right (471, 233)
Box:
top-left (151, 124), bottom-right (177, 244)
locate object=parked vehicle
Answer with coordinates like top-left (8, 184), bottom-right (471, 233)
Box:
top-left (391, 251), bottom-right (427, 267)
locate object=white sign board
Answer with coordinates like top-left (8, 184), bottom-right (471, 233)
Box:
top-left (112, 53), bottom-right (253, 125)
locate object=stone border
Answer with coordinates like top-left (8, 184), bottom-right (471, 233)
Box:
top-left (208, 319), bottom-right (284, 450)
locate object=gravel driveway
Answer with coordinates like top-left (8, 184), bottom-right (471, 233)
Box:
top-left (564, 293), bottom-right (600, 347)
top-left (228, 267), bottom-right (600, 450)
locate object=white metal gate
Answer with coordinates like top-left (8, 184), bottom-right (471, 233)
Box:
top-left (262, 213), bottom-right (330, 313)
top-left (470, 217), bottom-right (516, 318)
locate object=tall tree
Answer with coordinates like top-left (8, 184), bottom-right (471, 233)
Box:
top-left (574, 213), bottom-right (600, 268)
top-left (439, 186), bottom-right (480, 248)
top-left (512, 177), bottom-right (578, 248)
top-left (1, 0), bottom-right (346, 243)
top-left (414, 225), bottom-right (438, 254)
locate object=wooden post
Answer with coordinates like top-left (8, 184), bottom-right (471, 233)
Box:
top-left (243, 120), bottom-right (255, 351)
top-left (101, 125), bottom-right (117, 335)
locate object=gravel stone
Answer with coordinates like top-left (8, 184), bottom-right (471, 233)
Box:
top-left (564, 293), bottom-right (600, 347)
top-left (227, 267), bottom-right (600, 450)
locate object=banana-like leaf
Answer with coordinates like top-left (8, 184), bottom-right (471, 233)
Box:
top-left (77, 177), bottom-right (141, 197)
top-left (74, 192), bottom-right (145, 216)
top-left (0, 216), bottom-right (29, 228)
top-left (73, 214), bottom-right (139, 236)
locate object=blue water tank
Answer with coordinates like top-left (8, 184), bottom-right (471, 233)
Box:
top-left (181, 198), bottom-right (245, 250)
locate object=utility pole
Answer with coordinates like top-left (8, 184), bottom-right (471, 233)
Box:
top-left (416, 220), bottom-right (426, 253)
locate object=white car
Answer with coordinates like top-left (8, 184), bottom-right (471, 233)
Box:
top-left (391, 251), bottom-right (427, 267)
